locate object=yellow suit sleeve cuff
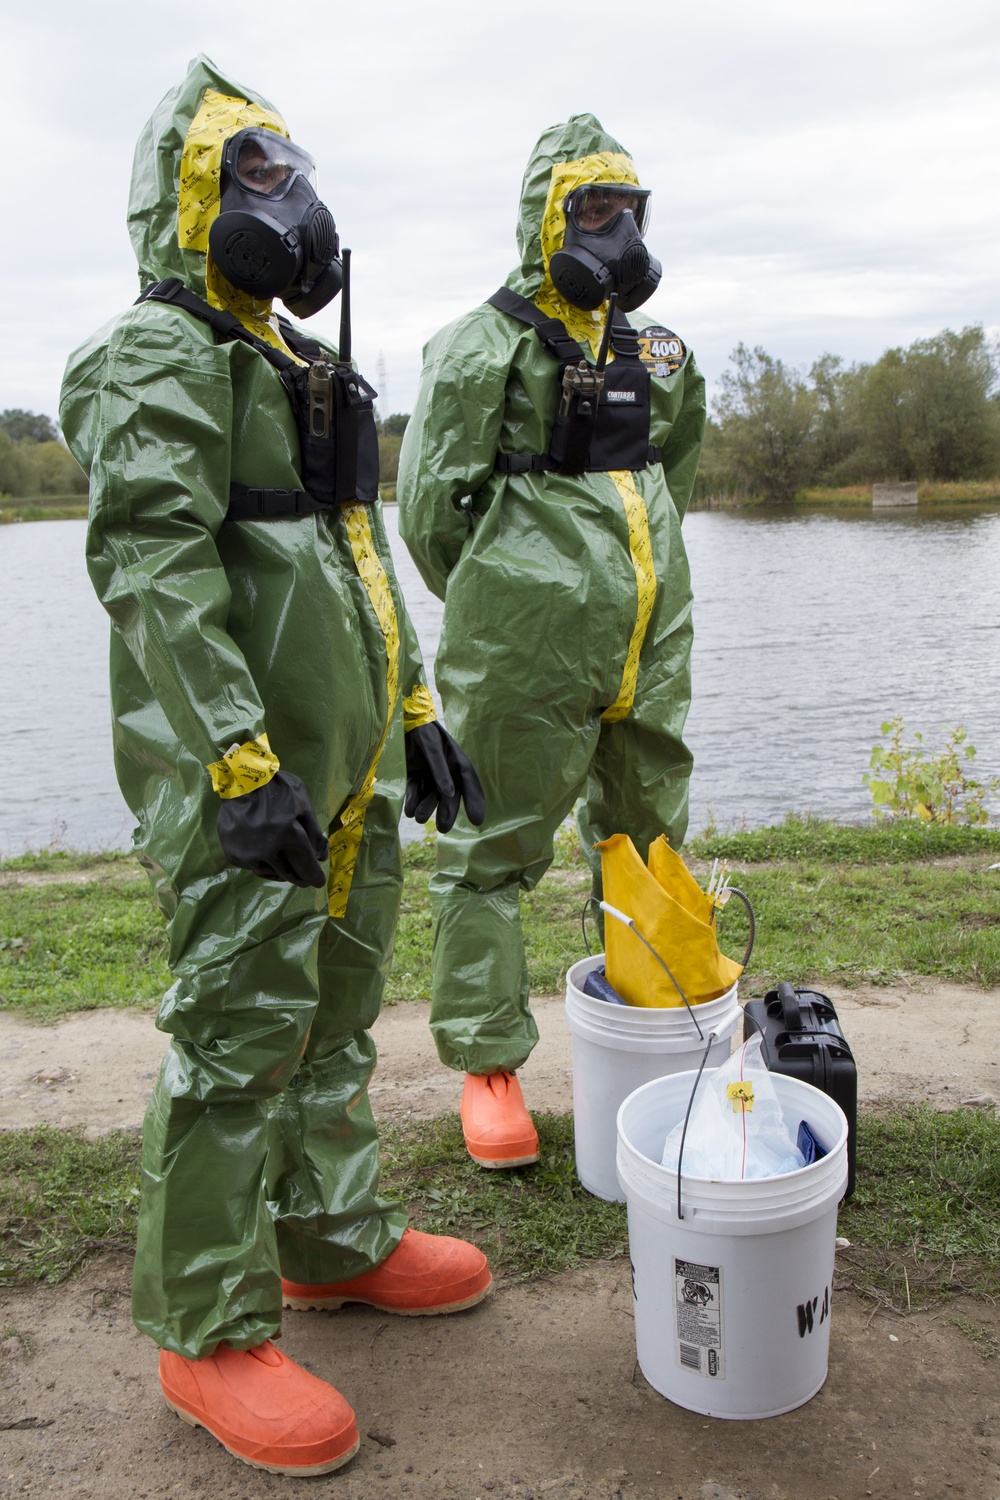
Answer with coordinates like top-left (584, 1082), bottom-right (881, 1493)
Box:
top-left (206, 734), bottom-right (280, 798)
top-left (403, 684), bottom-right (437, 732)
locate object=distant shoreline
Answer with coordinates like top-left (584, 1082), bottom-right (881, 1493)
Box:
top-left (692, 480), bottom-right (1000, 511)
top-left (4, 480), bottom-right (1000, 525)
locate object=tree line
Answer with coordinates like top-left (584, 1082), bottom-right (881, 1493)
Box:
top-left (0, 411), bottom-right (87, 498)
top-left (0, 409), bottom-right (413, 500)
top-left (6, 325), bottom-right (999, 509)
top-left (698, 325), bottom-right (1000, 503)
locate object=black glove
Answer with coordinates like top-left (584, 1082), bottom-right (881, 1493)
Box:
top-left (217, 771), bottom-right (328, 888)
top-left (404, 722), bottom-right (486, 834)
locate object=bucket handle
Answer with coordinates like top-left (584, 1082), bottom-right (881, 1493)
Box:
top-left (722, 887), bottom-right (756, 970)
top-left (582, 897), bottom-right (705, 1042)
top-left (676, 1029), bottom-right (718, 1221)
top-left (580, 896), bottom-right (600, 958)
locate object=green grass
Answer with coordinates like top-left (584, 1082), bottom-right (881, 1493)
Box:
top-left (380, 1112), bottom-right (628, 1278)
top-left (0, 1127), bottom-right (142, 1284)
top-left (711, 858), bottom-right (1000, 987)
top-left (387, 832), bottom-right (591, 1003)
top-left (0, 847), bottom-right (136, 875)
top-left (3, 1108), bottom-right (997, 1307)
top-left (837, 1105), bottom-right (1000, 1308)
top-left (390, 818), bottom-right (1000, 1001)
top-left (688, 814), bottom-right (1000, 864)
top-left (0, 872), bottom-right (169, 1021)
top-left (691, 483), bottom-right (1000, 510)
top-left (0, 493), bottom-right (88, 524)
top-left (0, 1114), bottom-right (625, 1288)
top-left (3, 819), bottom-right (999, 1020)
top-left (795, 481), bottom-right (1000, 507)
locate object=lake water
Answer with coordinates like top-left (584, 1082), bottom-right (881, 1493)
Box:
top-left (1, 505), bottom-right (998, 855)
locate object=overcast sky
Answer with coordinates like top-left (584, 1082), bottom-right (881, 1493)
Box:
top-left (3, 0), bottom-right (998, 427)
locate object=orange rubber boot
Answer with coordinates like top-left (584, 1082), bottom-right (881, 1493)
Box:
top-left (159, 1340), bottom-right (359, 1476)
top-left (282, 1228), bottom-right (492, 1315)
top-left (460, 1070), bottom-right (540, 1168)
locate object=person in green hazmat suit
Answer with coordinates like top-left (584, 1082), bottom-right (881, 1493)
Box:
top-left (59, 57), bottom-right (488, 1477)
top-left (397, 115), bottom-right (705, 1169)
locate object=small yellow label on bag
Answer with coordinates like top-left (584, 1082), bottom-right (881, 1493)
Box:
top-left (726, 1081), bottom-right (755, 1112)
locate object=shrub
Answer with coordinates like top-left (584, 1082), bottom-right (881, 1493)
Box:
top-left (863, 716), bottom-right (1000, 825)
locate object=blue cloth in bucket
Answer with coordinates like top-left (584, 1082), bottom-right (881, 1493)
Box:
top-left (581, 966), bottom-right (628, 1006)
top-left (797, 1119), bottom-right (828, 1164)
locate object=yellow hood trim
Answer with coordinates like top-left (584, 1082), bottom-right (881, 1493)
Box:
top-left (205, 256), bottom-right (298, 353)
top-left (179, 87), bottom-right (296, 354)
top-left (534, 151), bottom-right (639, 357)
top-left (178, 87), bottom-right (287, 255)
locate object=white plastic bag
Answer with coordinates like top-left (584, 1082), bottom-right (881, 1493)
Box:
top-left (661, 1035), bottom-right (806, 1180)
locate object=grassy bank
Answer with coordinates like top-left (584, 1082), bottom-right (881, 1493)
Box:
top-left (2, 491), bottom-right (403, 518)
top-left (2, 1107), bottom-right (998, 1312)
top-left (1, 430), bottom-right (402, 522)
top-left (692, 479), bottom-right (1000, 510)
top-left (2, 819), bottom-right (999, 1023)
top-left (10, 478), bottom-right (1000, 523)
top-left (0, 492), bottom-right (87, 523)
top-left (2, 817), bottom-right (998, 1310)
top-left (797, 480), bottom-right (1000, 506)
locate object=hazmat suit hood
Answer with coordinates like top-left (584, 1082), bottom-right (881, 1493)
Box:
top-left (506, 113), bottom-right (643, 348)
top-left (128, 55), bottom-right (289, 324)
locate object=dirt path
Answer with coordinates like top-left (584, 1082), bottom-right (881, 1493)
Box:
top-left (2, 1250), bottom-right (997, 1500)
top-left (2, 987), bottom-right (999, 1498)
top-left (2, 981), bottom-right (998, 1134)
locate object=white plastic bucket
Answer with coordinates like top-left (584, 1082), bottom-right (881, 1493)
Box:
top-left (564, 955), bottom-right (741, 1202)
top-left (616, 1070), bottom-right (849, 1419)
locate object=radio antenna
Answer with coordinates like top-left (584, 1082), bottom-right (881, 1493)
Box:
top-left (595, 292), bottom-right (618, 375)
top-left (338, 248), bottom-right (352, 365)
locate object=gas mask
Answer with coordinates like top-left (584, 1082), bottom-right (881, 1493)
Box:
top-left (208, 127), bottom-right (343, 317)
top-left (549, 183), bottom-right (661, 313)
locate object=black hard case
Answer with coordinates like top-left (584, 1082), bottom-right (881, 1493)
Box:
top-left (743, 983), bottom-right (857, 1199)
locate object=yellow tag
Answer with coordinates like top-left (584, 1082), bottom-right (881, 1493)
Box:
top-left (726, 1081), bottom-right (755, 1112)
top-left (206, 734), bottom-right (280, 799)
top-left (403, 683), bottom-right (437, 732)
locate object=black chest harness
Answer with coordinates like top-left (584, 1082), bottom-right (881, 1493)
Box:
top-left (136, 267), bottom-right (379, 522)
top-left (486, 287), bottom-right (663, 477)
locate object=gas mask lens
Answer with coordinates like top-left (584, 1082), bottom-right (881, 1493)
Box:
top-left (565, 184), bottom-right (651, 236)
top-left (229, 129), bottom-right (317, 199)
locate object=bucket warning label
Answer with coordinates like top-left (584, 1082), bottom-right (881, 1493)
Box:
top-left (674, 1258), bottom-right (724, 1379)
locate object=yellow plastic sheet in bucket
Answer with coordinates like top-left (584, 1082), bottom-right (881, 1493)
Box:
top-left (598, 834), bottom-right (743, 1008)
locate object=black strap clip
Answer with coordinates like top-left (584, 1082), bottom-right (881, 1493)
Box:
top-left (226, 484), bottom-right (324, 522)
top-left (495, 445), bottom-right (662, 476)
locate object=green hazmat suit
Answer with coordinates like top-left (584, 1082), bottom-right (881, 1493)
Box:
top-left (59, 57), bottom-right (434, 1359)
top-left (397, 115), bottom-right (706, 1077)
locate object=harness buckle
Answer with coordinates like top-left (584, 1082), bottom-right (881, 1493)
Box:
top-left (254, 487), bottom-right (308, 517)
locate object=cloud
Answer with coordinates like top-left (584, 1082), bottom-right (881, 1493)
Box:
top-left (2, 0), bottom-right (998, 419)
